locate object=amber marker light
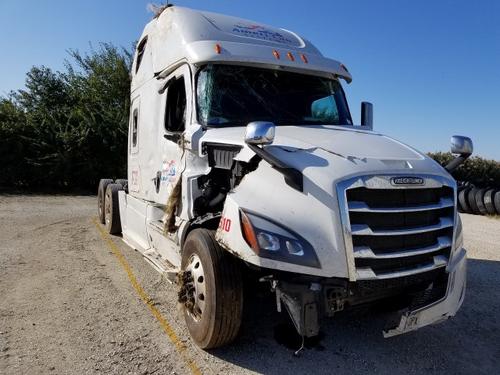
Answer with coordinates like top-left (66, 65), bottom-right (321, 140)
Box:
top-left (215, 43), bottom-right (222, 54)
top-left (240, 211), bottom-right (259, 253)
top-left (300, 54), bottom-right (308, 63)
top-left (286, 52), bottom-right (295, 61)
top-left (273, 50), bottom-right (280, 59)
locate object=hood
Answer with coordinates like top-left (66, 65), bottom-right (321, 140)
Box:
top-left (269, 126), bottom-right (423, 161)
top-left (208, 125), bottom-right (453, 278)
top-left (200, 124), bottom-right (425, 160)
top-left (198, 125), bottom-right (447, 186)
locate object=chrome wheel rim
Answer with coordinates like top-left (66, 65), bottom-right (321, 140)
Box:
top-left (184, 254), bottom-right (206, 321)
top-left (105, 190), bottom-right (111, 226)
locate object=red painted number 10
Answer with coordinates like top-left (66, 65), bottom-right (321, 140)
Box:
top-left (219, 217), bottom-right (231, 232)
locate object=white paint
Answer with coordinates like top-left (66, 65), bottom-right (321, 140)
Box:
top-left (132, 6), bottom-right (351, 91)
top-left (116, 5), bottom-right (466, 337)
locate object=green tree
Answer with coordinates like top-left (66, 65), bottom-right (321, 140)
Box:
top-left (429, 152), bottom-right (500, 188)
top-left (0, 43), bottom-right (132, 190)
top-left (0, 97), bottom-right (29, 186)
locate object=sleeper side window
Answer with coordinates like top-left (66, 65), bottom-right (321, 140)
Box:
top-left (135, 37), bottom-right (147, 73)
top-left (131, 108), bottom-right (139, 153)
top-left (164, 77), bottom-right (186, 133)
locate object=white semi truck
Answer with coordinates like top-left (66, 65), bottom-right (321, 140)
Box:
top-left (97, 5), bottom-right (473, 349)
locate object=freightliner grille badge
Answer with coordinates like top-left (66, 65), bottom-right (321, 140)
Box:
top-left (391, 176), bottom-right (425, 186)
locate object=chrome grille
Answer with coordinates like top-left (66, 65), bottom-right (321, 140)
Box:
top-left (337, 175), bottom-right (456, 280)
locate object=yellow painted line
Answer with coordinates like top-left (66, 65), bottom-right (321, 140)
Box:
top-left (92, 218), bottom-right (202, 375)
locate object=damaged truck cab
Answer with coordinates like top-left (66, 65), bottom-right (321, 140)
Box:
top-left (97, 5), bottom-right (473, 349)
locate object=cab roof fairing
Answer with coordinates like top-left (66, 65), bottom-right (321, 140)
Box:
top-left (140, 6), bottom-right (352, 83)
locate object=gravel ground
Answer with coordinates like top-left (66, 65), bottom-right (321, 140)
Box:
top-left (0, 195), bottom-right (499, 375)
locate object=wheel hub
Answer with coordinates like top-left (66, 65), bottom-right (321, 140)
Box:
top-left (182, 254), bottom-right (206, 321)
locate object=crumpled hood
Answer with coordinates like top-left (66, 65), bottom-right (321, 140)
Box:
top-left (200, 125), bottom-right (423, 159)
top-left (267, 126), bottom-right (423, 160)
top-left (199, 125), bottom-right (447, 187)
top-left (208, 125), bottom-right (452, 278)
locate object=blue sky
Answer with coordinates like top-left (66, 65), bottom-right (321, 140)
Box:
top-left (1, 0), bottom-right (499, 159)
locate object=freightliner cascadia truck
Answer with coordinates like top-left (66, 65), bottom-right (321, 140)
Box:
top-left (97, 5), bottom-right (473, 350)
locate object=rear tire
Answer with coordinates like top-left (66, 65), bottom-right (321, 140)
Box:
top-left (458, 187), bottom-right (472, 213)
top-left (483, 189), bottom-right (497, 215)
top-left (115, 179), bottom-right (128, 191)
top-left (467, 187), bottom-right (480, 214)
top-left (494, 191), bottom-right (500, 215)
top-left (180, 229), bottom-right (243, 349)
top-left (98, 179), bottom-right (114, 224)
top-left (105, 183), bottom-right (123, 235)
top-left (475, 188), bottom-right (488, 215)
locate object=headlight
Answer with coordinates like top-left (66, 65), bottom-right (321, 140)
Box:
top-left (240, 210), bottom-right (320, 268)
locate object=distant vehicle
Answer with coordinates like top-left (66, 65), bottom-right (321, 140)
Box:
top-left (97, 5), bottom-right (472, 349)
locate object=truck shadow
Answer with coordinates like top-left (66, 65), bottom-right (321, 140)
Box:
top-left (209, 258), bottom-right (499, 374)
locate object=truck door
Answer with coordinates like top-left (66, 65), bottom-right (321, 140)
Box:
top-left (155, 64), bottom-right (192, 206)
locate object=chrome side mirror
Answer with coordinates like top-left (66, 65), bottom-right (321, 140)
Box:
top-left (244, 121), bottom-right (303, 191)
top-left (445, 135), bottom-right (474, 173)
top-left (361, 102), bottom-right (373, 130)
top-left (450, 135), bottom-right (473, 156)
top-left (245, 121), bottom-right (275, 145)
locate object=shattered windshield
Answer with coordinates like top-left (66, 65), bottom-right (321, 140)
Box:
top-left (196, 64), bottom-right (352, 127)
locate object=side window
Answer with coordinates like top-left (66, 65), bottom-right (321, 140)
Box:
top-left (135, 37), bottom-right (147, 74)
top-left (131, 108), bottom-right (139, 153)
top-left (164, 77), bottom-right (186, 133)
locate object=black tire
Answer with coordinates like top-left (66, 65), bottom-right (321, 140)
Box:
top-left (474, 188), bottom-right (488, 215)
top-left (98, 179), bottom-right (114, 224)
top-left (180, 229), bottom-right (243, 349)
top-left (494, 191), bottom-right (500, 215)
top-left (105, 183), bottom-right (123, 235)
top-left (483, 189), bottom-right (497, 215)
top-left (458, 187), bottom-right (472, 213)
top-left (467, 187), bottom-right (480, 215)
top-left (115, 179), bottom-right (128, 191)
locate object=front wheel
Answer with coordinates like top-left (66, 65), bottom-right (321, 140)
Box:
top-left (179, 229), bottom-right (243, 349)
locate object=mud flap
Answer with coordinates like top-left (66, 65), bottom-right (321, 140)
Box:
top-left (276, 282), bottom-right (320, 337)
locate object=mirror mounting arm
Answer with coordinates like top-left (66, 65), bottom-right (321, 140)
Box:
top-left (445, 152), bottom-right (471, 173)
top-left (247, 144), bottom-right (303, 192)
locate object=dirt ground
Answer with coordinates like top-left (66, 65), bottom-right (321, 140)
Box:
top-left (0, 195), bottom-right (499, 375)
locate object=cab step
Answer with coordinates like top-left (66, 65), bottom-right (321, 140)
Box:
top-left (143, 248), bottom-right (179, 284)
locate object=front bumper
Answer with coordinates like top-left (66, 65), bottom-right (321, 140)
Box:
top-left (383, 247), bottom-right (467, 337)
top-left (272, 247), bottom-right (467, 339)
